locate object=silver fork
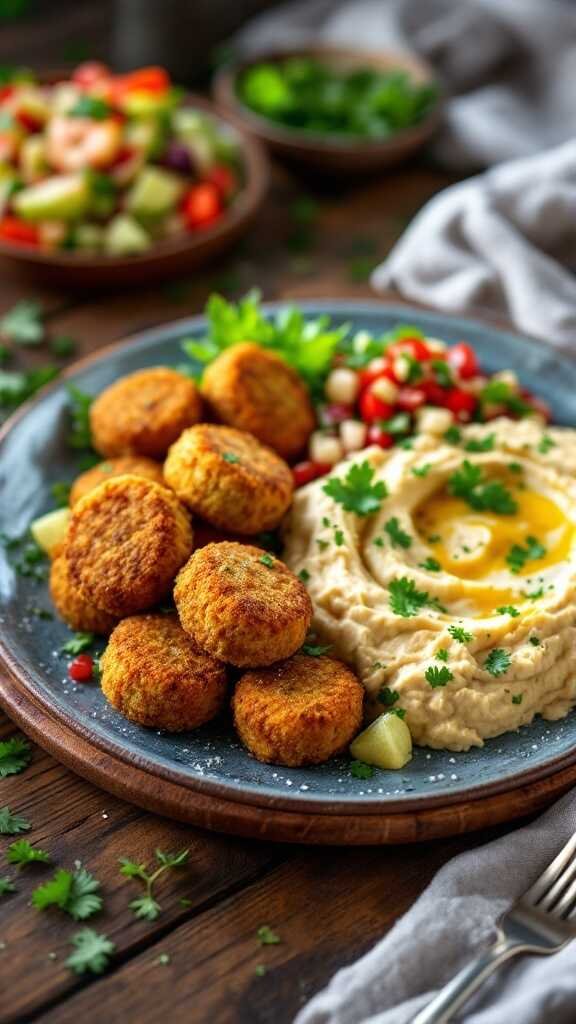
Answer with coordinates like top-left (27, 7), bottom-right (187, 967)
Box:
top-left (412, 830), bottom-right (576, 1023)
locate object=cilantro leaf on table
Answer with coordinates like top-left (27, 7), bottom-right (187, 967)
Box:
top-left (7, 839), bottom-right (51, 867)
top-left (506, 536), bottom-right (546, 574)
top-left (120, 848), bottom-right (189, 922)
top-left (383, 517), bottom-right (412, 549)
top-left (257, 925), bottom-right (281, 946)
top-left (323, 461), bottom-right (387, 516)
top-left (65, 928), bottom-right (115, 976)
top-left (485, 649), bottom-right (511, 677)
top-left (32, 862), bottom-right (102, 920)
top-left (129, 895), bottom-right (162, 921)
top-left (0, 300), bottom-right (44, 345)
top-left (70, 95), bottom-right (111, 119)
top-left (448, 461), bottom-right (518, 514)
top-left (0, 736), bottom-right (31, 777)
top-left (0, 806), bottom-right (31, 834)
top-left (0, 876), bottom-right (15, 895)
top-left (388, 577), bottom-right (445, 618)
top-left (425, 665), bottom-right (453, 688)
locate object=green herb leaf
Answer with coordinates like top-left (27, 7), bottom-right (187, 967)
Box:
top-left (0, 736), bottom-right (31, 777)
top-left (257, 925), bottom-right (281, 946)
top-left (384, 517), bottom-right (411, 549)
top-left (0, 365), bottom-right (58, 411)
top-left (50, 336), bottom-right (76, 358)
top-left (0, 300), bottom-right (43, 345)
top-left (443, 425), bottom-right (462, 444)
top-left (506, 536), bottom-right (546, 574)
top-left (480, 379), bottom-right (530, 416)
top-left (65, 928), bottom-right (115, 976)
top-left (7, 839), bottom-right (50, 867)
top-left (388, 577), bottom-right (444, 618)
top-left (464, 434), bottom-right (495, 453)
top-left (350, 760), bottom-right (373, 780)
top-left (301, 641), bottom-right (331, 657)
top-left (70, 95), bottom-right (111, 119)
top-left (495, 605), bottom-right (520, 617)
top-left (411, 463), bottom-right (431, 478)
top-left (298, 568), bottom-right (310, 583)
top-left (0, 806), bottom-right (31, 834)
top-left (32, 862), bottom-right (102, 920)
top-left (66, 385), bottom-right (94, 451)
top-left (529, 635), bottom-right (541, 647)
top-left (436, 649), bottom-right (449, 662)
top-left (129, 895), bottom-right (161, 921)
top-left (258, 553), bottom-right (275, 568)
top-left (0, 876), bottom-right (15, 895)
top-left (51, 481), bottom-right (71, 507)
top-left (377, 686), bottom-right (399, 706)
top-left (419, 557), bottom-right (441, 571)
top-left (538, 435), bottom-right (556, 454)
top-left (448, 461), bottom-right (518, 515)
top-left (323, 460), bottom-right (387, 516)
top-left (389, 707), bottom-right (407, 720)
top-left (425, 665), bottom-right (453, 688)
top-left (485, 649), bottom-right (511, 677)
top-left (511, 693), bottom-right (523, 705)
top-left (61, 632), bottom-right (95, 655)
top-left (448, 625), bottom-right (473, 643)
top-left (222, 451), bottom-right (240, 464)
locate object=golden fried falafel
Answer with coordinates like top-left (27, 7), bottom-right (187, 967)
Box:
top-left (201, 342), bottom-right (315, 460)
top-left (174, 541), bottom-right (312, 667)
top-left (90, 367), bottom-right (202, 458)
top-left (233, 654), bottom-right (364, 766)
top-left (49, 545), bottom-right (118, 635)
top-left (69, 455), bottom-right (164, 506)
top-left (66, 475), bottom-right (193, 617)
top-left (164, 424), bottom-right (293, 535)
top-left (101, 613), bottom-right (227, 731)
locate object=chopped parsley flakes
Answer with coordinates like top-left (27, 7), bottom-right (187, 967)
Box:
top-left (538, 435), bottom-right (556, 454)
top-left (323, 460), bottom-right (387, 516)
top-left (412, 463), bottom-right (431, 478)
top-left (383, 517), bottom-right (412, 549)
top-left (298, 568), bottom-right (310, 583)
top-left (222, 452), bottom-right (240, 464)
top-left (529, 635), bottom-right (541, 647)
top-left (506, 536), bottom-right (546, 574)
top-left (485, 648), bottom-right (511, 677)
top-left (436, 649), bottom-right (449, 662)
top-left (511, 693), bottom-right (523, 705)
top-left (350, 760), bottom-right (374, 780)
top-left (443, 425), bottom-right (462, 444)
top-left (419, 557), bottom-right (441, 572)
top-left (464, 434), bottom-right (495, 453)
top-left (448, 625), bottom-right (473, 643)
top-left (496, 605), bottom-right (520, 617)
top-left (258, 553), bottom-right (275, 568)
top-left (378, 686), bottom-right (399, 706)
top-left (425, 665), bottom-right (453, 688)
top-left (448, 461), bottom-right (517, 514)
top-left (388, 577), bottom-right (445, 617)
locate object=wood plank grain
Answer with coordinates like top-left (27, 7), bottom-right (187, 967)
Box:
top-left (0, 714), bottom-right (286, 1023)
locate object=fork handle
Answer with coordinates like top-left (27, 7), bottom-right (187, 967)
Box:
top-left (411, 937), bottom-right (522, 1024)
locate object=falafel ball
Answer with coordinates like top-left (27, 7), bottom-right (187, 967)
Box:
top-left (233, 654), bottom-right (364, 766)
top-left (90, 367), bottom-right (202, 458)
top-left (101, 614), bottom-right (227, 731)
top-left (164, 424), bottom-right (293, 535)
top-left (50, 545), bottom-right (118, 635)
top-left (70, 455), bottom-right (164, 506)
top-left (174, 541), bottom-right (312, 667)
top-left (201, 342), bottom-right (315, 460)
top-left (66, 475), bottom-right (193, 617)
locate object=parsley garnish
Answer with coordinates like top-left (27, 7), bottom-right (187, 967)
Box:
top-left (388, 577), bottom-right (444, 617)
top-left (511, 694), bottom-right (523, 705)
top-left (70, 95), bottom-right (112, 119)
top-left (61, 632), bottom-right (95, 655)
top-left (508, 462), bottom-right (523, 474)
top-left (258, 553), bottom-right (275, 568)
top-left (222, 452), bottom-right (240, 464)
top-left (350, 760), bottom-right (373, 779)
top-left (412, 463), bottom-right (431, 478)
top-left (425, 665), bottom-right (453, 688)
top-left (66, 928), bottom-right (115, 976)
top-left (334, 528), bottom-right (344, 546)
top-left (529, 635), bottom-right (541, 647)
top-left (50, 335), bottom-right (76, 358)
top-left (419, 557), bottom-right (441, 571)
top-left (66, 385), bottom-right (93, 451)
top-left (448, 625), bottom-right (473, 643)
top-left (317, 539), bottom-right (329, 551)
top-left (389, 707), bottom-right (407, 720)
top-left (378, 686), bottom-right (399, 706)
top-left (0, 736), bottom-right (31, 777)
top-left (7, 839), bottom-right (50, 868)
top-left (0, 300), bottom-right (44, 345)
top-left (373, 537), bottom-right (384, 548)
top-left (119, 848), bottom-right (189, 921)
top-left (323, 460), bottom-right (387, 516)
top-left (431, 359), bottom-right (452, 388)
top-left (448, 461), bottom-right (518, 514)
top-left (496, 605), bottom-right (520, 617)
top-left (506, 536), bottom-right (546, 574)
top-left (255, 964), bottom-right (267, 977)
top-left (298, 568), bottom-right (310, 583)
top-left (257, 925), bottom-right (281, 946)
top-left (32, 862), bottom-right (102, 920)
top-left (51, 481), bottom-right (71, 507)
top-left (383, 517), bottom-right (411, 549)
top-left (464, 434), bottom-right (495, 453)
top-left (485, 649), bottom-right (511, 677)
top-left (480, 379), bottom-right (530, 416)
top-left (538, 435), bottom-right (556, 454)
top-left (436, 649), bottom-right (449, 662)
top-left (523, 586), bottom-right (545, 600)
top-left (0, 365), bottom-right (58, 411)
top-left (0, 877), bottom-right (15, 896)
top-left (380, 412), bottom-right (411, 436)
top-left (443, 425), bottom-right (461, 444)
top-left (301, 640), bottom-right (331, 656)
top-left (0, 806), bottom-right (31, 834)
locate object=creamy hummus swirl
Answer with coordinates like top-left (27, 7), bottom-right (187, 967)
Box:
top-left (283, 418), bottom-right (576, 751)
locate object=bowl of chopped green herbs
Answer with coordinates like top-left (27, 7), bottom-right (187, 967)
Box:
top-left (213, 47), bottom-right (440, 174)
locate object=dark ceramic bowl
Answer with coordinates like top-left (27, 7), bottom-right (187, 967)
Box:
top-left (213, 46), bottom-right (441, 175)
top-left (0, 91), bottom-right (269, 289)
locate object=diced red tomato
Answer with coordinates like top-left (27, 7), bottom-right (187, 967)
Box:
top-left (114, 66), bottom-right (170, 96)
top-left (443, 388), bottom-right (477, 419)
top-left (359, 388), bottom-right (393, 424)
top-left (15, 110), bottom-right (42, 132)
top-left (396, 387), bottom-right (427, 412)
top-left (0, 85), bottom-right (14, 103)
top-left (366, 425), bottom-right (394, 449)
top-left (0, 217), bottom-right (39, 246)
top-left (68, 654), bottom-right (94, 682)
top-left (358, 357), bottom-right (394, 393)
top-left (293, 461), bottom-right (331, 487)
top-left (73, 62), bottom-right (111, 88)
top-left (183, 182), bottom-right (222, 229)
top-left (387, 337), bottom-right (432, 362)
top-left (421, 380), bottom-right (449, 405)
top-left (447, 342), bottom-right (479, 380)
top-left (206, 164), bottom-right (236, 201)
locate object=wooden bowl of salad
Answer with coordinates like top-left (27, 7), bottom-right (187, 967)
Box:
top-left (0, 64), bottom-right (269, 287)
top-left (213, 47), bottom-right (440, 175)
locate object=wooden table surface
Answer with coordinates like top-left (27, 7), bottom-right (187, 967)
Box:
top-left (0, 159), bottom-right (514, 1024)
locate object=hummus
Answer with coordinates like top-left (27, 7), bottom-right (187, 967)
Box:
top-left (283, 417), bottom-right (576, 751)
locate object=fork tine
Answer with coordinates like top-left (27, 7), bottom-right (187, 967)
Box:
top-left (551, 875), bottom-right (576, 919)
top-left (538, 853), bottom-right (576, 911)
top-left (524, 832), bottom-right (576, 905)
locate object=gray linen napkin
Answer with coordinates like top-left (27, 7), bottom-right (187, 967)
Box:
top-left (295, 790), bottom-right (576, 1023)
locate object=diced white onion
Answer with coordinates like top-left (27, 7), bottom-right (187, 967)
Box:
top-left (325, 367), bottom-right (360, 405)
top-left (416, 406), bottom-right (454, 435)
top-left (371, 376), bottom-right (398, 404)
top-left (492, 369), bottom-right (519, 391)
top-left (340, 419), bottom-right (367, 452)
top-left (309, 432), bottom-right (344, 465)
top-left (425, 336), bottom-right (448, 354)
top-left (392, 355), bottom-right (411, 382)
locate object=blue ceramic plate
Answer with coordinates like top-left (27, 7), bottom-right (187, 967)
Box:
top-left (1, 301), bottom-right (575, 816)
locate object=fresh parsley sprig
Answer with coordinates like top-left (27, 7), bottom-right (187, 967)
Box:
top-left (32, 861), bottom-right (102, 920)
top-left (388, 577), bottom-right (445, 618)
top-left (323, 461), bottom-right (387, 516)
top-left (119, 848), bottom-right (189, 921)
top-left (0, 806), bottom-right (31, 835)
top-left (66, 928), bottom-right (116, 976)
top-left (448, 461), bottom-right (518, 515)
top-left (7, 839), bottom-right (50, 868)
top-left (0, 736), bottom-right (31, 777)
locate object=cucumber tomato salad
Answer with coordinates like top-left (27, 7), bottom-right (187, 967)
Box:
top-left (0, 63), bottom-right (241, 257)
